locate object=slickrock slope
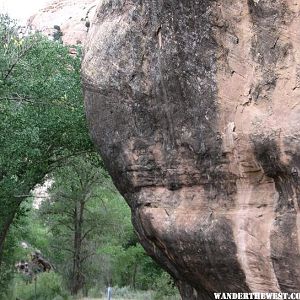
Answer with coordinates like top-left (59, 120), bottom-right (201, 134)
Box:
top-left (82, 1), bottom-right (300, 298)
top-left (28, 0), bottom-right (97, 45)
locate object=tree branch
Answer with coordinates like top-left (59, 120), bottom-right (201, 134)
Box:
top-left (51, 244), bottom-right (75, 254)
top-left (3, 43), bottom-right (34, 82)
top-left (0, 95), bottom-right (35, 103)
top-left (80, 227), bottom-right (94, 242)
top-left (80, 252), bottom-right (95, 263)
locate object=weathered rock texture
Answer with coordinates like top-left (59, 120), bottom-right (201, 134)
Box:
top-left (82, 1), bottom-right (300, 298)
top-left (28, 0), bottom-right (97, 45)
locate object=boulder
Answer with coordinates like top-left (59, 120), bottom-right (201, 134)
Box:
top-left (82, 1), bottom-right (300, 298)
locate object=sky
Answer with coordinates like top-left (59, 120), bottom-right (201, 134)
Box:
top-left (0, 0), bottom-right (49, 23)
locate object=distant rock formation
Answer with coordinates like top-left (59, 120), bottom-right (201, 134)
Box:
top-left (82, 1), bottom-right (300, 299)
top-left (28, 0), bottom-right (97, 45)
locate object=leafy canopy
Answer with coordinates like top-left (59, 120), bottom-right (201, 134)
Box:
top-left (0, 14), bottom-right (93, 291)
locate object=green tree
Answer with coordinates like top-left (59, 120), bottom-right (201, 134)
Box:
top-left (0, 14), bottom-right (93, 289)
top-left (39, 156), bottom-right (110, 295)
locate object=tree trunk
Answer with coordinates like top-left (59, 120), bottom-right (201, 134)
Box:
top-left (131, 263), bottom-right (137, 290)
top-left (71, 199), bottom-right (85, 295)
top-left (0, 172), bottom-right (46, 267)
top-left (0, 199), bottom-right (22, 267)
top-left (0, 213), bottom-right (14, 265)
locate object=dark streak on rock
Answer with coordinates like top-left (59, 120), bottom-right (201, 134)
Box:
top-left (247, 0), bottom-right (292, 102)
top-left (253, 135), bottom-right (300, 291)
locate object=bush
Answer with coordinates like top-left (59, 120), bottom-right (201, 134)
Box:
top-left (87, 285), bottom-right (104, 298)
top-left (14, 272), bottom-right (70, 300)
top-left (153, 272), bottom-right (180, 300)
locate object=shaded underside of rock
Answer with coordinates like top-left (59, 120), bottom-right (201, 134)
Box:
top-left (82, 0), bottom-right (300, 298)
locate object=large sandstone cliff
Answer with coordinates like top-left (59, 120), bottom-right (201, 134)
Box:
top-left (28, 0), bottom-right (97, 45)
top-left (82, 1), bottom-right (300, 298)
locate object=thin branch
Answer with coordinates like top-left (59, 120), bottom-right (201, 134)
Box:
top-left (80, 252), bottom-right (95, 263)
top-left (3, 43), bottom-right (34, 82)
top-left (51, 244), bottom-right (75, 254)
top-left (56, 219), bottom-right (74, 231)
top-left (0, 95), bottom-right (35, 103)
top-left (80, 227), bottom-right (94, 242)
top-left (47, 150), bottom-right (94, 169)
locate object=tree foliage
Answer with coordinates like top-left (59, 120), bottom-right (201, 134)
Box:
top-left (39, 155), bottom-right (109, 295)
top-left (36, 156), bottom-right (176, 297)
top-left (0, 14), bottom-right (93, 290)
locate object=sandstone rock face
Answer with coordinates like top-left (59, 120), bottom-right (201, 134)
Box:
top-left (82, 1), bottom-right (300, 298)
top-left (28, 0), bottom-right (98, 45)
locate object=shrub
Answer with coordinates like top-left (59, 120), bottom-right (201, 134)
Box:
top-left (14, 272), bottom-right (70, 300)
top-left (153, 272), bottom-right (180, 300)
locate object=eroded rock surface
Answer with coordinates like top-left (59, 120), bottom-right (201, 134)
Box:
top-left (28, 0), bottom-right (97, 45)
top-left (82, 1), bottom-right (300, 298)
